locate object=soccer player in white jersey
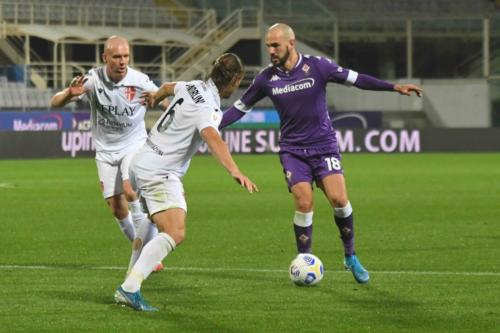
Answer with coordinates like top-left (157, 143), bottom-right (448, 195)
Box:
top-left (114, 53), bottom-right (258, 311)
top-left (50, 36), bottom-right (163, 257)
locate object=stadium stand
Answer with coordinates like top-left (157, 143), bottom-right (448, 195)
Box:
top-left (0, 0), bottom-right (499, 127)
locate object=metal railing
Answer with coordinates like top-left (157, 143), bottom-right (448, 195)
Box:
top-left (0, 2), bottom-right (209, 29)
top-left (170, 8), bottom-right (260, 79)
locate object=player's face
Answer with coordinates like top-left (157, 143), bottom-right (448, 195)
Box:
top-left (265, 32), bottom-right (291, 68)
top-left (103, 42), bottom-right (130, 83)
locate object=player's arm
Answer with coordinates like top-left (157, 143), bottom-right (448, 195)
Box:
top-left (321, 57), bottom-right (423, 97)
top-left (158, 98), bottom-right (171, 111)
top-left (353, 74), bottom-right (423, 97)
top-left (141, 82), bottom-right (176, 108)
top-left (220, 74), bottom-right (266, 129)
top-left (50, 75), bottom-right (87, 107)
top-left (200, 127), bottom-right (258, 193)
top-left (219, 106), bottom-right (246, 129)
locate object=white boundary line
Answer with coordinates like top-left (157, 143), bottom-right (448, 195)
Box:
top-left (0, 264), bottom-right (499, 277)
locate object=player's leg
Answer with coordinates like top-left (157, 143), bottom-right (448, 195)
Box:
top-left (116, 175), bottom-right (186, 311)
top-left (122, 208), bottom-right (184, 292)
top-left (316, 174), bottom-right (353, 254)
top-left (280, 151), bottom-right (314, 253)
top-left (126, 199), bottom-right (161, 275)
top-left (121, 154), bottom-right (163, 270)
top-left (116, 209), bottom-right (184, 312)
top-left (105, 194), bottom-right (135, 242)
top-left (317, 174), bottom-right (369, 283)
top-left (97, 158), bottom-right (135, 242)
top-left (120, 151), bottom-right (151, 228)
top-left (290, 183), bottom-right (314, 253)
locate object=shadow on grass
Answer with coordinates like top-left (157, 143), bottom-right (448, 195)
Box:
top-left (328, 283), bottom-right (455, 331)
top-left (42, 289), bottom-right (239, 332)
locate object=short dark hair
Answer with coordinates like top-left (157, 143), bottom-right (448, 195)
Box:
top-left (208, 53), bottom-right (244, 90)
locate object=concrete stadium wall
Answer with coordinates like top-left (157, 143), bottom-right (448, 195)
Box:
top-left (421, 79), bottom-right (490, 127)
top-left (227, 79), bottom-right (490, 127)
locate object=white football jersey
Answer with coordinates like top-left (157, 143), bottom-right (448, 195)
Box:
top-left (82, 66), bottom-right (158, 153)
top-left (132, 79), bottom-right (223, 179)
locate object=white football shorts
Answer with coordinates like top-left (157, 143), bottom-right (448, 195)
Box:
top-left (95, 145), bottom-right (141, 199)
top-left (135, 174), bottom-right (187, 215)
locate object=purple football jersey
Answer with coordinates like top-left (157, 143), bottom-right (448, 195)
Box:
top-left (235, 54), bottom-right (358, 150)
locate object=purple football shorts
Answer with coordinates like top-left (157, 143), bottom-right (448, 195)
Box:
top-left (279, 146), bottom-right (343, 190)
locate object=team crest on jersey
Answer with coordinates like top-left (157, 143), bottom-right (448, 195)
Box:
top-left (124, 87), bottom-right (136, 101)
top-left (302, 64), bottom-right (310, 73)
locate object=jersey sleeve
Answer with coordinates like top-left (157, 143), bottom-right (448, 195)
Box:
top-left (317, 57), bottom-right (359, 86)
top-left (174, 81), bottom-right (186, 95)
top-left (142, 76), bottom-right (159, 91)
top-left (195, 105), bottom-right (222, 133)
top-left (234, 74), bottom-right (267, 113)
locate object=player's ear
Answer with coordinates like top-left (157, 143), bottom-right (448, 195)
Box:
top-left (101, 53), bottom-right (107, 64)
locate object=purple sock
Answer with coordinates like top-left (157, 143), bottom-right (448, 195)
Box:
top-left (334, 213), bottom-right (355, 256)
top-left (293, 224), bottom-right (312, 253)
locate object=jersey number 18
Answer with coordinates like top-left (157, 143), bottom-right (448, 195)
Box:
top-left (324, 157), bottom-right (341, 171)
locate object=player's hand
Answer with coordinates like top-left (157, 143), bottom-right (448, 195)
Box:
top-left (231, 171), bottom-right (259, 194)
top-left (68, 75), bottom-right (87, 97)
top-left (140, 91), bottom-right (158, 108)
top-left (394, 84), bottom-right (423, 97)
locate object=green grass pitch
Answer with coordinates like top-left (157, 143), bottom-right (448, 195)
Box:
top-left (0, 153), bottom-right (499, 332)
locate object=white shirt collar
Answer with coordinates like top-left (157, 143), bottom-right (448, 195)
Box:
top-left (103, 66), bottom-right (130, 86)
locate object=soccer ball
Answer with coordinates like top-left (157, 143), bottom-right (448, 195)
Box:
top-left (289, 253), bottom-right (324, 286)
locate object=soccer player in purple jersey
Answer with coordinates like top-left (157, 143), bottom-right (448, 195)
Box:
top-left (220, 23), bottom-right (423, 284)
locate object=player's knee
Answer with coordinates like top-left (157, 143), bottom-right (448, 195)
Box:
top-left (296, 198), bottom-right (313, 212)
top-left (331, 195), bottom-right (349, 208)
top-left (160, 227), bottom-right (184, 245)
top-left (333, 197), bottom-right (349, 208)
top-left (155, 221), bottom-right (185, 245)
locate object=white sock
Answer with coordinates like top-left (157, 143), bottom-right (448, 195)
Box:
top-left (126, 217), bottom-right (155, 275)
top-left (129, 199), bottom-right (146, 229)
top-left (129, 199), bottom-right (142, 215)
top-left (293, 211), bottom-right (313, 227)
top-left (122, 232), bottom-right (176, 293)
top-left (115, 212), bottom-right (135, 242)
top-left (334, 201), bottom-right (353, 218)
